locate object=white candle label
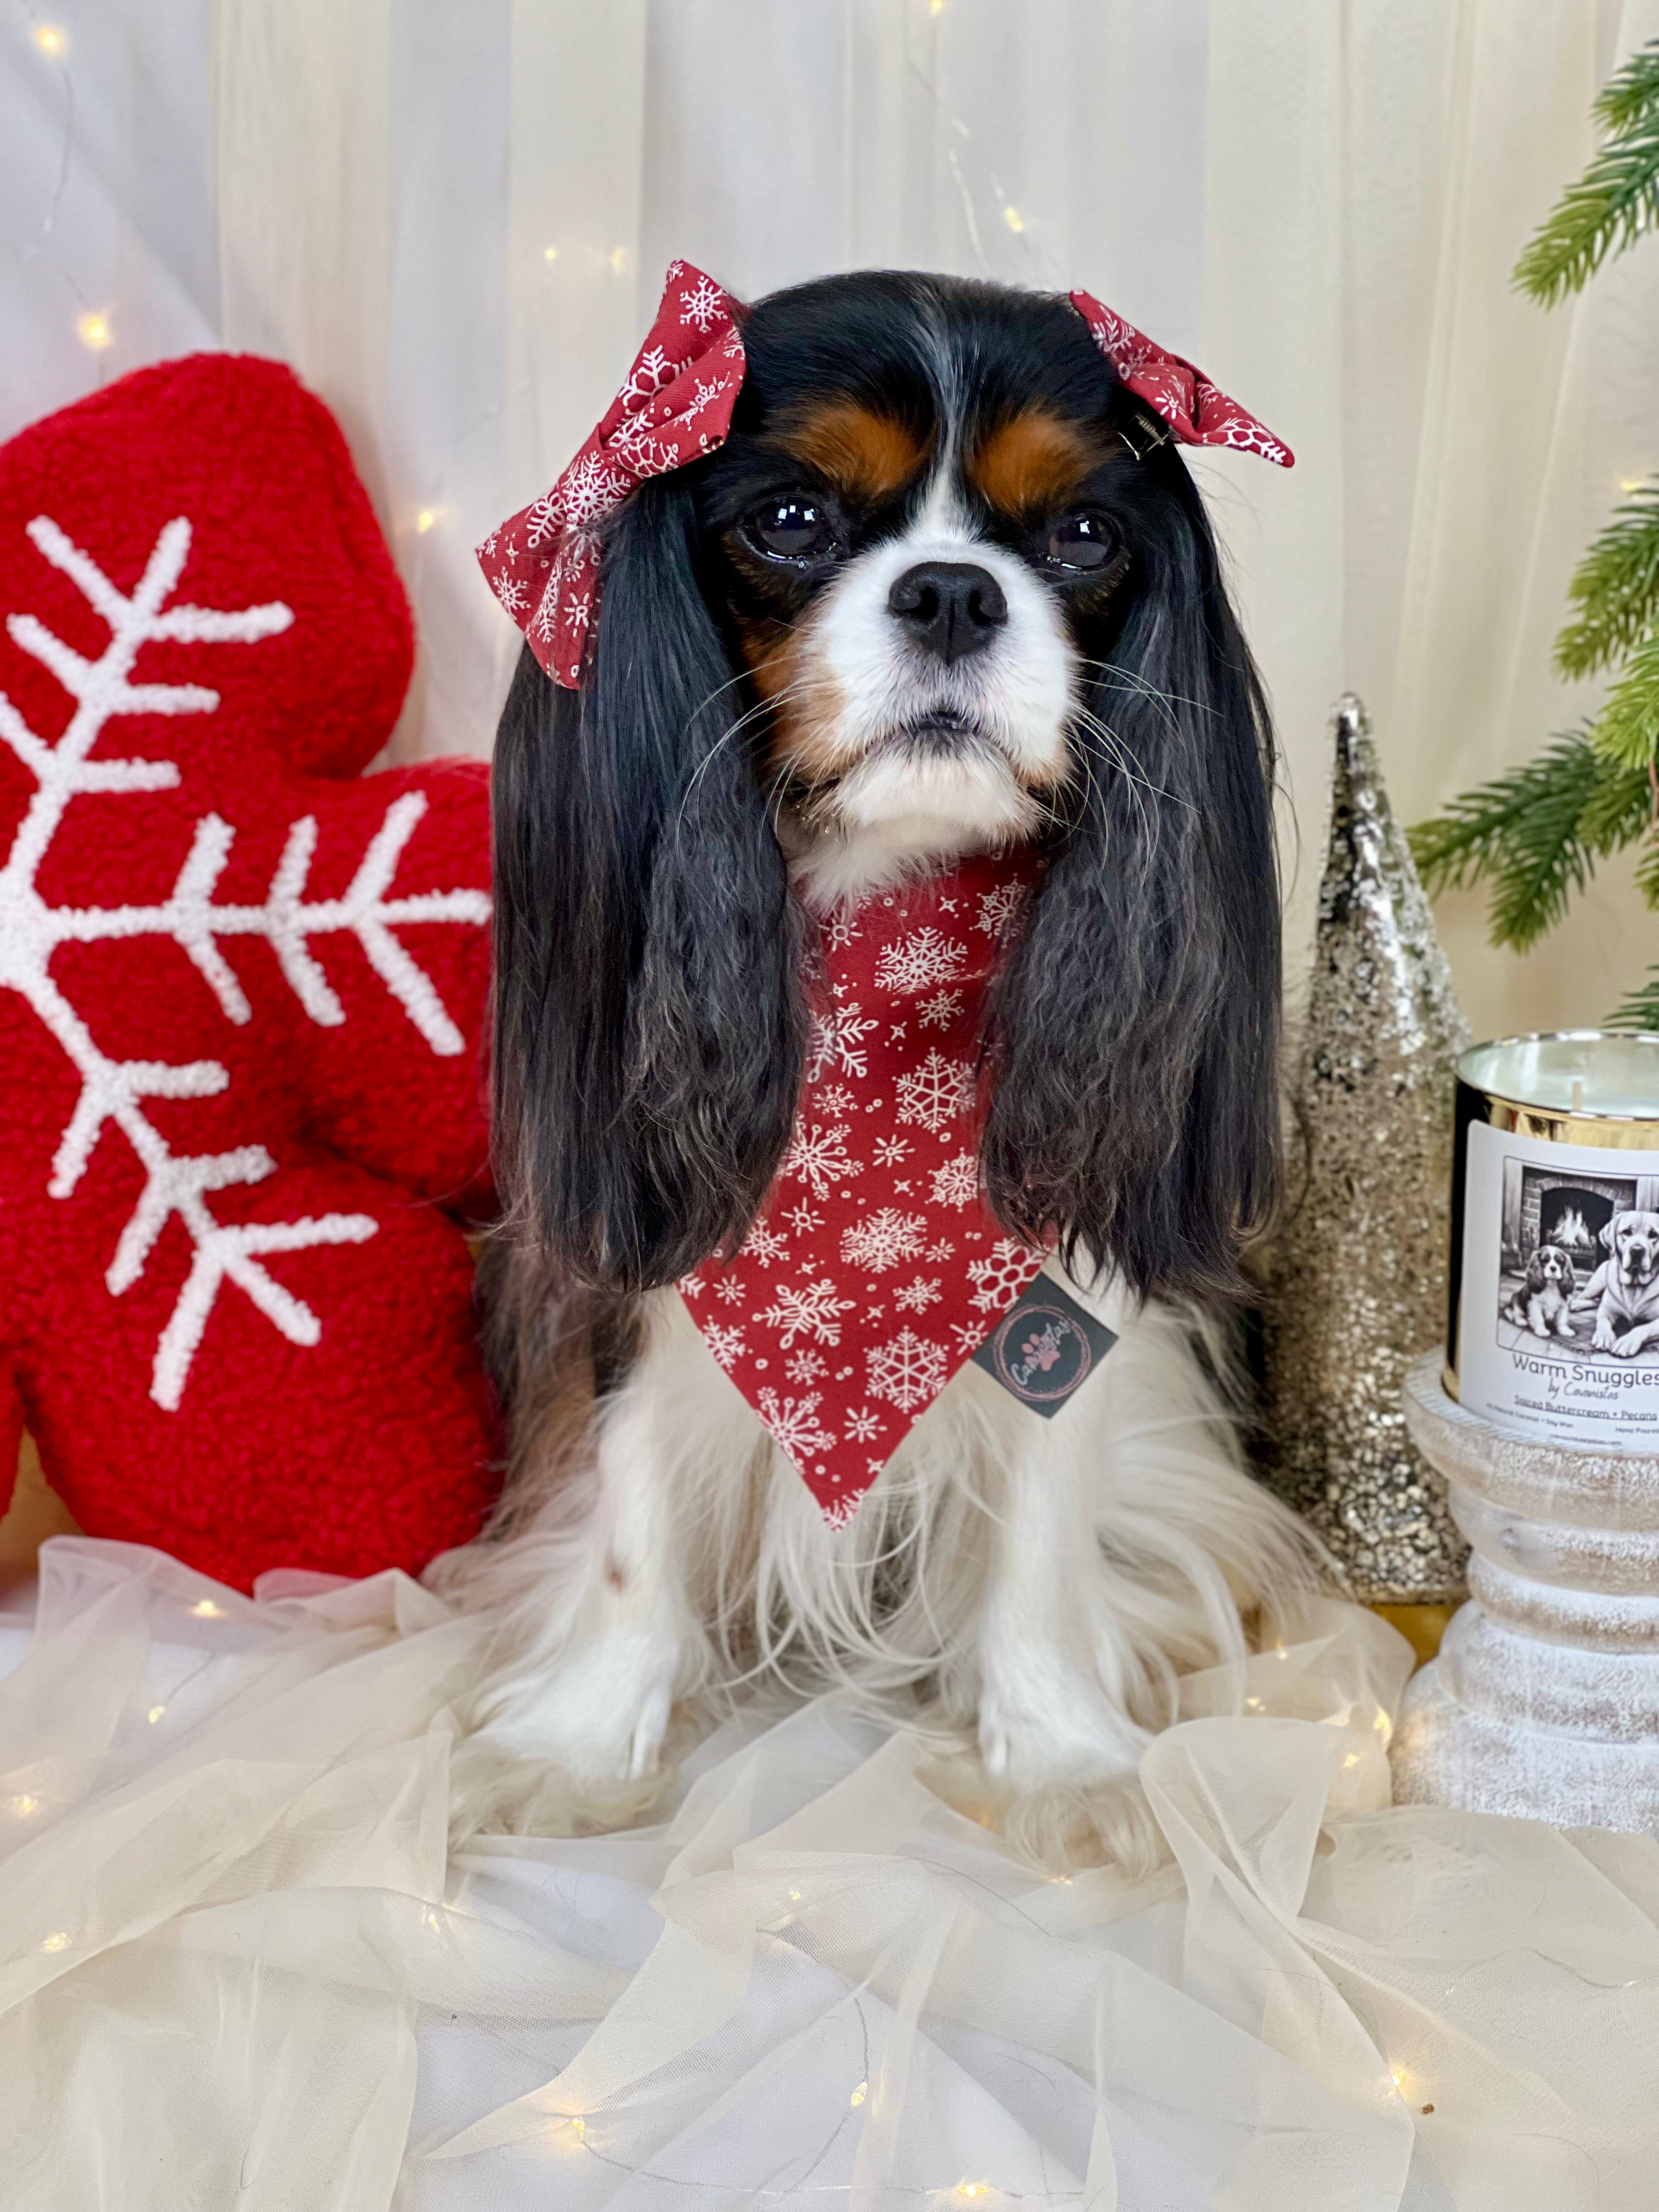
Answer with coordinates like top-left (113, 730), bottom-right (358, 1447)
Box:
top-left (1458, 1122), bottom-right (1659, 1445)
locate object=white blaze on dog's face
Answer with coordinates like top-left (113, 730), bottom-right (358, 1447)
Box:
top-left (791, 471), bottom-right (1079, 864)
top-left (710, 366), bottom-right (1138, 904)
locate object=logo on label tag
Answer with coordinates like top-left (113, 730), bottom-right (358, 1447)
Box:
top-left (972, 1278), bottom-right (1117, 1415)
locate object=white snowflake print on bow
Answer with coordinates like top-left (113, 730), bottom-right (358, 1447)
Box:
top-left (0, 514), bottom-right (490, 1409)
top-left (1068, 289), bottom-right (1294, 469)
top-left (477, 260), bottom-right (747, 687)
top-left (682, 851), bottom-right (1049, 1525)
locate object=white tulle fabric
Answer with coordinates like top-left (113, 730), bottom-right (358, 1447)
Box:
top-left (1, 1542), bottom-right (1656, 2208)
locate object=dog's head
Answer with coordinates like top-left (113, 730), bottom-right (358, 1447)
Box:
top-left (1604, 1210), bottom-right (1659, 1289)
top-left (493, 272), bottom-right (1281, 1297)
top-left (1527, 1244), bottom-right (1577, 1293)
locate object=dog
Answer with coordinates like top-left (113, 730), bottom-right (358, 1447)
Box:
top-left (1502, 1243), bottom-right (1579, 1340)
top-left (437, 266), bottom-right (1317, 1856)
top-left (1574, 1209), bottom-right (1659, 1358)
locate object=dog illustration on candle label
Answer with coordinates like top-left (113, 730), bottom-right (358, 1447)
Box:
top-left (1576, 1210), bottom-right (1659, 1358)
top-left (1495, 1161), bottom-right (1659, 1362)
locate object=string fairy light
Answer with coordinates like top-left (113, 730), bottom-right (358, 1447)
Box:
top-left (1002, 206), bottom-right (1025, 234)
top-left (76, 312), bottom-right (113, 353)
top-left (34, 22), bottom-right (67, 55)
top-left (849, 2080), bottom-right (867, 2107)
top-left (146, 1705), bottom-right (165, 1724)
top-left (608, 246), bottom-right (628, 273)
top-left (41, 1931), bottom-right (70, 1953)
top-left (191, 1596), bottom-right (224, 1618)
top-left (543, 245), bottom-right (559, 264)
top-left (415, 507), bottom-right (439, 534)
top-left (11, 1793), bottom-right (38, 1815)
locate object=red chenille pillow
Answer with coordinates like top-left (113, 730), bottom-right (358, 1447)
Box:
top-left (0, 354), bottom-right (499, 1588)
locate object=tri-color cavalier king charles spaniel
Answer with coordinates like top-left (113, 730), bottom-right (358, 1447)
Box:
top-left (440, 267), bottom-right (1316, 1858)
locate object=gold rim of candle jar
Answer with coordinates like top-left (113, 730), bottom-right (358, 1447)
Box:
top-left (1459, 1031), bottom-right (1659, 1150)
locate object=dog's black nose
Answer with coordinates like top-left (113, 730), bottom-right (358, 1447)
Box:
top-left (887, 562), bottom-right (1007, 663)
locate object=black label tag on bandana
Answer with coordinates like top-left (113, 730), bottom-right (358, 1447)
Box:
top-left (972, 1277), bottom-right (1117, 1415)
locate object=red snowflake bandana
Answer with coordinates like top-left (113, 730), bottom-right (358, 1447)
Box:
top-left (477, 259), bottom-right (746, 685)
top-left (1069, 291), bottom-right (1293, 468)
top-left (681, 851), bottom-right (1052, 1524)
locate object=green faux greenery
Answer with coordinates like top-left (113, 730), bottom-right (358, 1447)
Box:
top-left (1411, 38), bottom-right (1659, 1021)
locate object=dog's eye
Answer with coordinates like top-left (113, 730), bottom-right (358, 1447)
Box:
top-left (1045, 511), bottom-right (1120, 573)
top-left (748, 497), bottom-right (837, 565)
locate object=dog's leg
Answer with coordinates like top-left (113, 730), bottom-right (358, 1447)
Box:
top-left (974, 1287), bottom-right (1311, 1802)
top-left (472, 1295), bottom-right (700, 1787)
top-left (975, 1400), bottom-right (1152, 1792)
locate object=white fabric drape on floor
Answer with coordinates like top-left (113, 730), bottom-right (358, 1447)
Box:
top-left (2, 1537), bottom-right (1656, 2210)
top-left (6, 0), bottom-right (1659, 1028)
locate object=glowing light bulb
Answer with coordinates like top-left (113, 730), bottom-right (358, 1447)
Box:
top-left (147, 1705), bottom-right (165, 1724)
top-left (415, 507), bottom-right (438, 534)
top-left (609, 246), bottom-right (629, 273)
top-left (1622, 477), bottom-right (1646, 493)
top-left (929, 0), bottom-right (945, 14)
top-left (850, 2080), bottom-right (867, 2107)
top-left (955, 2185), bottom-right (990, 2203)
top-left (788, 1888), bottom-right (802, 1901)
top-left (11, 1794), bottom-right (38, 1816)
top-left (41, 1931), bottom-right (70, 1953)
top-left (191, 1598), bottom-right (223, 1618)
top-left (1390, 2063), bottom-right (1411, 2094)
top-left (1342, 1751), bottom-right (1362, 1769)
top-left (35, 24), bottom-right (66, 56)
top-left (1245, 1695), bottom-right (1264, 1712)
top-left (1374, 1709), bottom-right (1392, 1743)
top-left (76, 312), bottom-right (113, 353)
top-left (1002, 207), bottom-right (1025, 234)
top-left (543, 245), bottom-right (559, 264)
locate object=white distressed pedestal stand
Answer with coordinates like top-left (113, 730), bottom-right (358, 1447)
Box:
top-left (1391, 1351), bottom-right (1659, 1831)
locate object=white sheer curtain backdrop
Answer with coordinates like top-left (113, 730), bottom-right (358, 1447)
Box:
top-left (4, 0), bottom-right (1659, 1031)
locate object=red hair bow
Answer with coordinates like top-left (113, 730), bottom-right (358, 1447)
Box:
top-left (1069, 290), bottom-right (1293, 469)
top-left (478, 261), bottom-right (747, 686)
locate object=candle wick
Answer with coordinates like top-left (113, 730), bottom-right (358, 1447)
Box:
top-left (1571, 1077), bottom-right (1584, 1114)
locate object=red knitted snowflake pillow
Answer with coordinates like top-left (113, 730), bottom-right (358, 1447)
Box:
top-left (0, 354), bottom-right (499, 1589)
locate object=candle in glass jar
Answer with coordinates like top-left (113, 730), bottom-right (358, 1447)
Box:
top-left (1449, 1031), bottom-right (1659, 1446)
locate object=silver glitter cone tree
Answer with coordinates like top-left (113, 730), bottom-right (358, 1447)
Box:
top-left (1256, 696), bottom-right (1472, 1601)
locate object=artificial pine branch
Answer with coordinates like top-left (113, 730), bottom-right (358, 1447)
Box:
top-left (1409, 731), bottom-right (1650, 950)
top-left (1556, 479), bottom-right (1659, 676)
top-left (1514, 43), bottom-right (1659, 305)
top-left (1589, 628), bottom-right (1659, 769)
top-left (1610, 966), bottom-right (1659, 1029)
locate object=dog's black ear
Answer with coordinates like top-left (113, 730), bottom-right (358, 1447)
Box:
top-left (1526, 1251), bottom-right (1548, 1291)
top-left (981, 457), bottom-right (1279, 1303)
top-left (490, 474), bottom-right (806, 1290)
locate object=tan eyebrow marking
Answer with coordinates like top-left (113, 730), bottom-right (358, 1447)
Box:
top-left (970, 407), bottom-right (1116, 517)
top-left (767, 399), bottom-right (932, 503)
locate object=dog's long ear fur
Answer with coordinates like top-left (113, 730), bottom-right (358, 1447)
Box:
top-left (490, 474), bottom-right (806, 1290)
top-left (981, 457), bottom-right (1279, 1303)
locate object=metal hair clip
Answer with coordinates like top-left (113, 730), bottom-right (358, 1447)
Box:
top-left (1118, 410), bottom-right (1173, 462)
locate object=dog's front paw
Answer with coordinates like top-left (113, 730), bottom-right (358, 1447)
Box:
top-left (1594, 1318), bottom-right (1619, 1352)
top-left (1615, 1328), bottom-right (1651, 1359)
top-left (474, 1635), bottom-right (678, 1789)
top-left (978, 1674), bottom-right (1147, 1798)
